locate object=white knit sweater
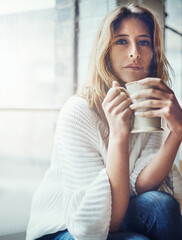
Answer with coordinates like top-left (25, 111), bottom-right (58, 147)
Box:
top-left (26, 96), bottom-right (182, 240)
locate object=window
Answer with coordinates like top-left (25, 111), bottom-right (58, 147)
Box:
top-left (0, 0), bottom-right (75, 235)
top-left (0, 0), bottom-right (74, 175)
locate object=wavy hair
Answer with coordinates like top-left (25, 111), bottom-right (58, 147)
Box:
top-left (81, 3), bottom-right (172, 123)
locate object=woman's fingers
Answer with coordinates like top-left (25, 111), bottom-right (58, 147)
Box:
top-left (103, 87), bottom-right (128, 110)
top-left (131, 88), bottom-right (170, 100)
top-left (121, 107), bottom-right (133, 120)
top-left (113, 97), bottom-right (132, 115)
top-left (127, 78), bottom-right (182, 138)
top-left (102, 82), bottom-right (133, 136)
top-left (137, 77), bottom-right (173, 93)
top-left (103, 81), bottom-right (121, 103)
top-left (105, 93), bottom-right (130, 115)
top-left (112, 91), bottom-right (128, 106)
top-left (134, 109), bottom-right (162, 118)
top-left (103, 84), bottom-right (132, 120)
top-left (112, 80), bottom-right (120, 88)
top-left (102, 87), bottom-right (121, 104)
top-left (130, 99), bottom-right (166, 110)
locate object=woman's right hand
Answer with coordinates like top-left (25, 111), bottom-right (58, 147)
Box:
top-left (102, 81), bottom-right (132, 138)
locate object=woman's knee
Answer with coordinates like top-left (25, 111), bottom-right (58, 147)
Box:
top-left (136, 190), bottom-right (181, 234)
top-left (140, 191), bottom-right (180, 214)
top-left (126, 191), bottom-right (181, 239)
top-left (126, 190), bottom-right (181, 228)
top-left (107, 231), bottom-right (150, 240)
top-left (54, 230), bottom-right (74, 240)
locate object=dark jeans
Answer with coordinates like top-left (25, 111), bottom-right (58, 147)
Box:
top-left (37, 191), bottom-right (182, 240)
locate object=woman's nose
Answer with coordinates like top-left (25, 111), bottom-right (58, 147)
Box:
top-left (129, 43), bottom-right (140, 59)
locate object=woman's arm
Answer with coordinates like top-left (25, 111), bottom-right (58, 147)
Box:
top-left (106, 135), bottom-right (130, 232)
top-left (103, 81), bottom-right (132, 232)
top-left (58, 97), bottom-right (112, 240)
top-left (129, 78), bottom-right (182, 194)
top-left (136, 132), bottom-right (181, 194)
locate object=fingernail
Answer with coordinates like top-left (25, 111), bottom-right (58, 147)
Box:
top-left (130, 94), bottom-right (136, 99)
top-left (134, 112), bottom-right (142, 116)
top-left (138, 79), bottom-right (146, 84)
top-left (130, 104), bottom-right (135, 109)
top-left (112, 81), bottom-right (118, 87)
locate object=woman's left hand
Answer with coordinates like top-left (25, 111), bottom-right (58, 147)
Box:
top-left (129, 78), bottom-right (182, 140)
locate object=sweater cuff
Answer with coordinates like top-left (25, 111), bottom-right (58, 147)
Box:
top-left (130, 152), bottom-right (157, 195)
top-left (64, 168), bottom-right (111, 240)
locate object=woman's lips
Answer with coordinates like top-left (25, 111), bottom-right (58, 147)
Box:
top-left (124, 64), bottom-right (143, 71)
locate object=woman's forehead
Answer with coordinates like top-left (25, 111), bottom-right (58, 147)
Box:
top-left (114, 17), bottom-right (151, 38)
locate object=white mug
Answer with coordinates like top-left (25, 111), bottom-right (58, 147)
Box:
top-left (118, 81), bottom-right (164, 133)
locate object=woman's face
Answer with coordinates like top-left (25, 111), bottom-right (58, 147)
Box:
top-left (110, 17), bottom-right (153, 84)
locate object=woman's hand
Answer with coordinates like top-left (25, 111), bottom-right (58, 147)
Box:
top-left (102, 81), bottom-right (132, 138)
top-left (130, 78), bottom-right (182, 140)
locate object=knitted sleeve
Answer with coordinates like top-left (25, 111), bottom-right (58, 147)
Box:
top-left (171, 164), bottom-right (182, 212)
top-left (130, 132), bottom-right (162, 195)
top-left (159, 163), bottom-right (182, 212)
top-left (57, 97), bottom-right (111, 240)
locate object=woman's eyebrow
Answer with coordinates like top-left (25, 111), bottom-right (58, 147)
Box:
top-left (114, 34), bottom-right (128, 38)
top-left (114, 34), bottom-right (151, 38)
top-left (138, 34), bottom-right (151, 38)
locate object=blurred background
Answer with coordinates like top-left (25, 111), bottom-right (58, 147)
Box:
top-left (0, 0), bottom-right (181, 239)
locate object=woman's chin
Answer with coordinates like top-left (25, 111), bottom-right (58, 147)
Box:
top-left (119, 73), bottom-right (149, 84)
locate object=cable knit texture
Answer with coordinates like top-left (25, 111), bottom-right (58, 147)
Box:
top-left (26, 96), bottom-right (182, 240)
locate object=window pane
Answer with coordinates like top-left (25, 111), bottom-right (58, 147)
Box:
top-left (0, 1), bottom-right (75, 235)
top-left (0, 110), bottom-right (58, 166)
top-left (0, 6), bottom-right (74, 109)
top-left (78, 0), bottom-right (116, 88)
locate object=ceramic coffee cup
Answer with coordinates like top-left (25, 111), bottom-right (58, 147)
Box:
top-left (118, 82), bottom-right (164, 133)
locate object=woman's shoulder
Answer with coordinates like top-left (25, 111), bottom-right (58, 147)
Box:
top-left (61, 95), bottom-right (90, 111)
top-left (55, 95), bottom-right (101, 148)
top-left (57, 95), bottom-right (100, 130)
top-left (61, 95), bottom-right (99, 119)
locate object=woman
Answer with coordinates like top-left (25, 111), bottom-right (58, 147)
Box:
top-left (26, 3), bottom-right (182, 240)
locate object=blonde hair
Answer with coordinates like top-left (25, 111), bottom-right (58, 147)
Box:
top-left (81, 3), bottom-right (172, 123)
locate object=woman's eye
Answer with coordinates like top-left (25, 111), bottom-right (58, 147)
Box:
top-left (138, 40), bottom-right (150, 46)
top-left (115, 39), bottom-right (127, 45)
